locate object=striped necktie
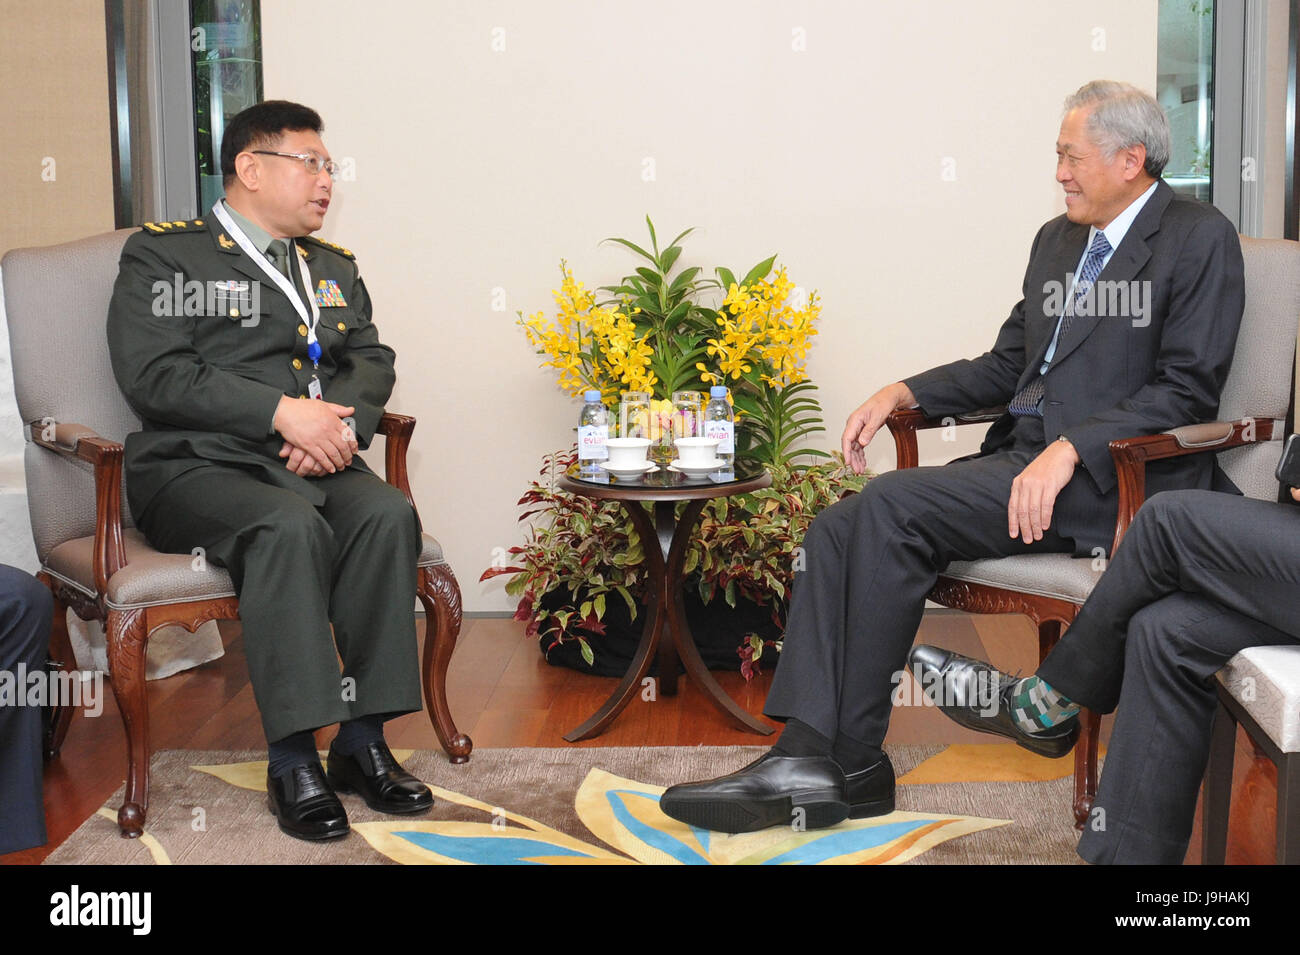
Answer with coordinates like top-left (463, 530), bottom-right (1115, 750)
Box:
top-left (1008, 231), bottom-right (1113, 418)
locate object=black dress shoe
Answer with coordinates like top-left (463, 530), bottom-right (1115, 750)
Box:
top-left (907, 645), bottom-right (1078, 758)
top-left (326, 741), bottom-right (434, 814)
top-left (267, 764), bottom-right (349, 841)
top-left (659, 754), bottom-right (849, 833)
top-left (845, 752), bottom-right (895, 818)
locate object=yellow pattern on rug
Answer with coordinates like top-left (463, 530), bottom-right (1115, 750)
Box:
top-left (898, 742), bottom-right (1105, 784)
top-left (93, 808), bottom-right (172, 865)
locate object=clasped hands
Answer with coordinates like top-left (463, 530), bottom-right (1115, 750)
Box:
top-left (273, 396), bottom-right (357, 477)
top-left (842, 382), bottom-right (1080, 545)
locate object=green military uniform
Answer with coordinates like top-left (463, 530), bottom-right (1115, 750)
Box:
top-left (106, 208), bottom-right (422, 743)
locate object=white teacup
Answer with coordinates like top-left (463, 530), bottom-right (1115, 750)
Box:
top-left (605, 437), bottom-right (652, 469)
top-left (674, 437), bottom-right (720, 467)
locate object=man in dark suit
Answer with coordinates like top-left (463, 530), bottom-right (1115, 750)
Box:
top-left (0, 565), bottom-right (53, 855)
top-left (911, 487), bottom-right (1300, 864)
top-left (660, 80), bottom-right (1245, 834)
top-left (107, 101), bottom-right (433, 841)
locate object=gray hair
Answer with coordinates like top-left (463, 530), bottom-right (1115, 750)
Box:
top-left (1064, 80), bottom-right (1170, 178)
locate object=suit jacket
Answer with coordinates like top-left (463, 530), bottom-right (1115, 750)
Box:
top-left (902, 180), bottom-right (1245, 555)
top-left (106, 216), bottom-right (396, 521)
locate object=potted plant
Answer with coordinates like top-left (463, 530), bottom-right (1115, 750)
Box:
top-left (482, 219), bottom-right (870, 675)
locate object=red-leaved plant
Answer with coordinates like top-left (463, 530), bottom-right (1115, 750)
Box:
top-left (481, 448), bottom-right (869, 677)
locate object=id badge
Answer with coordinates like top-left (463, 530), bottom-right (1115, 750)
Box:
top-left (308, 376), bottom-right (323, 400)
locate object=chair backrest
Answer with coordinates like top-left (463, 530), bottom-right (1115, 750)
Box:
top-left (1214, 236), bottom-right (1300, 502)
top-left (2, 229), bottom-right (138, 561)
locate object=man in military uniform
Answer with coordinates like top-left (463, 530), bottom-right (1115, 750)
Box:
top-left (107, 101), bottom-right (432, 841)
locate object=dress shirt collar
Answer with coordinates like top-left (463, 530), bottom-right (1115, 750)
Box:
top-left (221, 199), bottom-right (276, 256)
top-left (1089, 179), bottom-right (1159, 259)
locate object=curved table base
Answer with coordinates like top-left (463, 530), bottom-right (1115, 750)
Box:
top-left (564, 497), bottom-right (774, 741)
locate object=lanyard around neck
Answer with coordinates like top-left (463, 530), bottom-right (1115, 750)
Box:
top-left (212, 201), bottom-right (323, 364)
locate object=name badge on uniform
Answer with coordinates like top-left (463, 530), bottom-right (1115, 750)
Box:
top-left (315, 279), bottom-right (347, 308)
top-left (308, 377), bottom-right (323, 400)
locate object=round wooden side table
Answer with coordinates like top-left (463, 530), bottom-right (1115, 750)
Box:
top-left (557, 462), bottom-right (775, 741)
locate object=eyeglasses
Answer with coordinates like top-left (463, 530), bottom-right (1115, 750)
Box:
top-left (250, 150), bottom-right (338, 179)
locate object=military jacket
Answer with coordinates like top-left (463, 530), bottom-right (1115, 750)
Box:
top-left (106, 216), bottom-right (395, 518)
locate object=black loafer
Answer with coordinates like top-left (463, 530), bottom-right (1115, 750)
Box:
top-left (906, 645), bottom-right (1079, 758)
top-left (659, 753), bottom-right (849, 833)
top-left (845, 753), bottom-right (895, 818)
top-left (326, 741), bottom-right (434, 815)
top-left (267, 764), bottom-right (349, 841)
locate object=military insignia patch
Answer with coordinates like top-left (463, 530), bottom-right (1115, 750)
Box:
top-left (300, 235), bottom-right (356, 259)
top-left (218, 234), bottom-right (236, 249)
top-left (142, 218), bottom-right (207, 235)
top-left (315, 279), bottom-right (347, 307)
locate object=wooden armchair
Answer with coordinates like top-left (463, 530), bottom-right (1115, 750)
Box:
top-left (2, 229), bottom-right (471, 838)
top-left (885, 234), bottom-right (1300, 827)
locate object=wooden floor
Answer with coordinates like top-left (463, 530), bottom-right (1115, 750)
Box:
top-left (1, 610), bottom-right (1279, 865)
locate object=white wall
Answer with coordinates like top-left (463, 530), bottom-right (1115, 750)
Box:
top-left (262, 0), bottom-right (1160, 611)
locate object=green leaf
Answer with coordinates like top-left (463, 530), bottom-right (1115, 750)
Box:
top-left (659, 245), bottom-right (682, 274)
top-left (594, 592), bottom-right (606, 618)
top-left (666, 299), bottom-right (692, 323)
top-left (666, 266), bottom-right (701, 299)
top-left (741, 255), bottom-right (777, 287)
top-left (578, 637), bottom-right (595, 666)
top-left (665, 227), bottom-right (695, 249)
top-left (616, 585), bottom-right (637, 619)
top-left (716, 267), bottom-right (737, 291)
top-left (645, 215), bottom-right (658, 254)
top-left (602, 236), bottom-right (659, 265)
top-left (635, 266), bottom-right (662, 287)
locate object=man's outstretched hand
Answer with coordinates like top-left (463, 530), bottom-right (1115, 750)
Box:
top-left (842, 382), bottom-right (917, 475)
top-left (272, 396), bottom-right (357, 474)
top-left (1009, 438), bottom-right (1080, 544)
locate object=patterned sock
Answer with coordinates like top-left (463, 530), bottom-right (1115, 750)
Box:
top-left (1010, 676), bottom-right (1080, 734)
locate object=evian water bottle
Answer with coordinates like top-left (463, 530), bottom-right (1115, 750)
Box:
top-left (577, 390), bottom-right (609, 473)
top-left (704, 385), bottom-right (734, 467)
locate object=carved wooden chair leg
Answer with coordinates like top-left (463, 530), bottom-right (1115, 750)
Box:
top-left (106, 607), bottom-right (151, 837)
top-left (1036, 618), bottom-right (1063, 663)
top-left (418, 563), bottom-right (472, 763)
top-left (1073, 707), bottom-right (1101, 830)
top-left (37, 572), bottom-right (79, 760)
top-left (1036, 612), bottom-right (1098, 828)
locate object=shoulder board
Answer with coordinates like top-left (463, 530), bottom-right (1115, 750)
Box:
top-left (140, 218), bottom-right (207, 234)
top-left (300, 235), bottom-right (356, 260)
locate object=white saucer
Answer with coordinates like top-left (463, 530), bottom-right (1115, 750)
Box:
top-left (599, 461), bottom-right (657, 478)
top-left (669, 458), bottom-right (727, 476)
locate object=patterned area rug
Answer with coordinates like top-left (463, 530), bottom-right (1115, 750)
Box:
top-left (45, 745), bottom-right (1088, 865)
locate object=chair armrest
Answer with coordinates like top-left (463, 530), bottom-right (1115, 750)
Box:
top-left (29, 420), bottom-right (127, 594)
top-left (376, 412), bottom-right (418, 513)
top-left (885, 406), bottom-right (1006, 470)
top-left (1108, 417), bottom-right (1279, 552)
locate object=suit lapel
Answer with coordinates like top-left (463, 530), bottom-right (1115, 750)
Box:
top-left (1016, 222), bottom-right (1090, 389)
top-left (1045, 179), bottom-right (1170, 372)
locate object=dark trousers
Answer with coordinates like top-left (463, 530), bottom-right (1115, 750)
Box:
top-left (138, 465), bottom-right (422, 743)
top-left (765, 422), bottom-right (1076, 746)
top-left (1038, 489), bottom-right (1300, 864)
top-left (0, 565), bottom-right (53, 855)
